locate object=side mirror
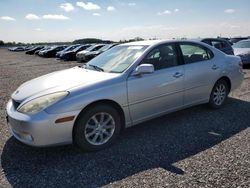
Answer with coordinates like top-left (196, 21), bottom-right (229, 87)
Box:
top-left (132, 64), bottom-right (154, 76)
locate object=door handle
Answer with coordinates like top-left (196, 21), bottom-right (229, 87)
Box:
top-left (212, 65), bottom-right (219, 70)
top-left (173, 72), bottom-right (183, 78)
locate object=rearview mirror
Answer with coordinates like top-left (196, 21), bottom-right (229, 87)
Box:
top-left (132, 64), bottom-right (154, 76)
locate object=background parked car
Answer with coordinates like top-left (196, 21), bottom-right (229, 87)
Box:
top-left (56, 44), bottom-right (81, 58)
top-left (233, 39), bottom-right (250, 68)
top-left (24, 46), bottom-right (34, 51)
top-left (230, 37), bottom-right (249, 44)
top-left (60, 44), bottom-right (91, 61)
top-left (38, 46), bottom-right (54, 56)
top-left (76, 44), bottom-right (105, 62)
top-left (9, 46), bottom-right (26, 52)
top-left (26, 46), bottom-right (44, 55)
top-left (79, 43), bottom-right (118, 62)
top-left (41, 45), bottom-right (68, 58)
top-left (200, 38), bottom-right (234, 55)
top-left (34, 46), bottom-right (49, 55)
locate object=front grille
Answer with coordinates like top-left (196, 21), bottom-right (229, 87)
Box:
top-left (12, 99), bottom-right (21, 110)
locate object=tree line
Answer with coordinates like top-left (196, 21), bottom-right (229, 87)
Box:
top-left (0, 37), bottom-right (147, 47)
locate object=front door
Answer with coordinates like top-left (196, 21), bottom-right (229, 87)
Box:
top-left (127, 43), bottom-right (184, 124)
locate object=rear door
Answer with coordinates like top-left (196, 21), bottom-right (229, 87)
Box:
top-left (178, 42), bottom-right (221, 106)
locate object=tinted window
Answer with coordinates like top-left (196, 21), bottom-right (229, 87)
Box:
top-left (76, 45), bottom-right (91, 52)
top-left (91, 45), bottom-right (104, 51)
top-left (202, 40), bottom-right (211, 45)
top-left (180, 43), bottom-right (213, 64)
top-left (142, 44), bottom-right (179, 70)
top-left (99, 44), bottom-right (116, 52)
top-left (57, 46), bottom-right (64, 51)
top-left (222, 41), bottom-right (230, 48)
top-left (211, 41), bottom-right (223, 49)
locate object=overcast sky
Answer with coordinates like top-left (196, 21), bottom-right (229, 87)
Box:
top-left (0, 0), bottom-right (250, 43)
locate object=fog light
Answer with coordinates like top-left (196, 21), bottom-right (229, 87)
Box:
top-left (13, 129), bottom-right (33, 142)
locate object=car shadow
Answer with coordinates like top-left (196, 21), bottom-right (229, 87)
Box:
top-left (1, 98), bottom-right (250, 187)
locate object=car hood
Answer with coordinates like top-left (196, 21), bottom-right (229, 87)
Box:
top-left (234, 48), bottom-right (250, 55)
top-left (87, 51), bottom-right (101, 56)
top-left (12, 67), bottom-right (119, 102)
top-left (78, 50), bottom-right (90, 55)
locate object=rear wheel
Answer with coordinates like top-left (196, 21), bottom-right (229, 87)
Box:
top-left (74, 105), bottom-right (121, 151)
top-left (209, 79), bottom-right (229, 109)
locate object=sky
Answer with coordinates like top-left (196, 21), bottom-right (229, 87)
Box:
top-left (0, 0), bottom-right (250, 43)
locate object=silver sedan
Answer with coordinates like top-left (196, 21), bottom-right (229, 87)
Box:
top-left (6, 40), bottom-right (244, 151)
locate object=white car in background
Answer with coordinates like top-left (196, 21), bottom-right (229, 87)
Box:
top-left (233, 39), bottom-right (250, 68)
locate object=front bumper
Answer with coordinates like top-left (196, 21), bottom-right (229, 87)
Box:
top-left (6, 100), bottom-right (78, 147)
top-left (84, 55), bottom-right (96, 62)
top-left (61, 53), bottom-right (75, 61)
top-left (76, 55), bottom-right (86, 62)
top-left (56, 53), bottom-right (62, 58)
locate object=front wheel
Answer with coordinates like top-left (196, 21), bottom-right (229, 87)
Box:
top-left (209, 79), bottom-right (229, 109)
top-left (73, 105), bottom-right (121, 151)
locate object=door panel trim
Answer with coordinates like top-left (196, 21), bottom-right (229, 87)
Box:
top-left (185, 83), bottom-right (210, 91)
top-left (128, 88), bottom-right (184, 106)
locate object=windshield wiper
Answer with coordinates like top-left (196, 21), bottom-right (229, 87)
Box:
top-left (88, 64), bottom-right (104, 72)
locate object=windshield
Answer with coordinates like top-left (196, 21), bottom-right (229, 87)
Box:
top-left (233, 41), bottom-right (250, 48)
top-left (99, 44), bottom-right (115, 52)
top-left (54, 46), bottom-right (63, 50)
top-left (85, 45), bottom-right (148, 73)
top-left (85, 45), bottom-right (102, 52)
top-left (43, 46), bottom-right (53, 50)
top-left (73, 45), bottom-right (88, 52)
top-left (64, 45), bottom-right (77, 52)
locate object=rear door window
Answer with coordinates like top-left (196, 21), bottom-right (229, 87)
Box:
top-left (179, 43), bottom-right (213, 64)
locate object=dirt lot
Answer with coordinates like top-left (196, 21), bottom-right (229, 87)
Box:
top-left (0, 48), bottom-right (249, 187)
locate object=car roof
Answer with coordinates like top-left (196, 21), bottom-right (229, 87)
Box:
top-left (120, 40), bottom-right (164, 46)
top-left (231, 37), bottom-right (248, 39)
top-left (120, 39), bottom-right (211, 47)
top-left (192, 38), bottom-right (228, 42)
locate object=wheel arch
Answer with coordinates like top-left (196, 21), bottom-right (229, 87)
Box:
top-left (72, 99), bottom-right (126, 142)
top-left (217, 76), bottom-right (231, 92)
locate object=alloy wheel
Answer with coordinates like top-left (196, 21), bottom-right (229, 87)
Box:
top-left (213, 84), bottom-right (226, 106)
top-left (84, 112), bottom-right (115, 146)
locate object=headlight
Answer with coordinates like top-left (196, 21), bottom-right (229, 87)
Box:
top-left (17, 91), bottom-right (69, 114)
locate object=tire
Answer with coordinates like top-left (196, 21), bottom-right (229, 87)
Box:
top-left (73, 105), bottom-right (121, 151)
top-left (209, 79), bottom-right (229, 109)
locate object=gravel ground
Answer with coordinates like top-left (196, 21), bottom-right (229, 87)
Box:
top-left (0, 48), bottom-right (249, 188)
